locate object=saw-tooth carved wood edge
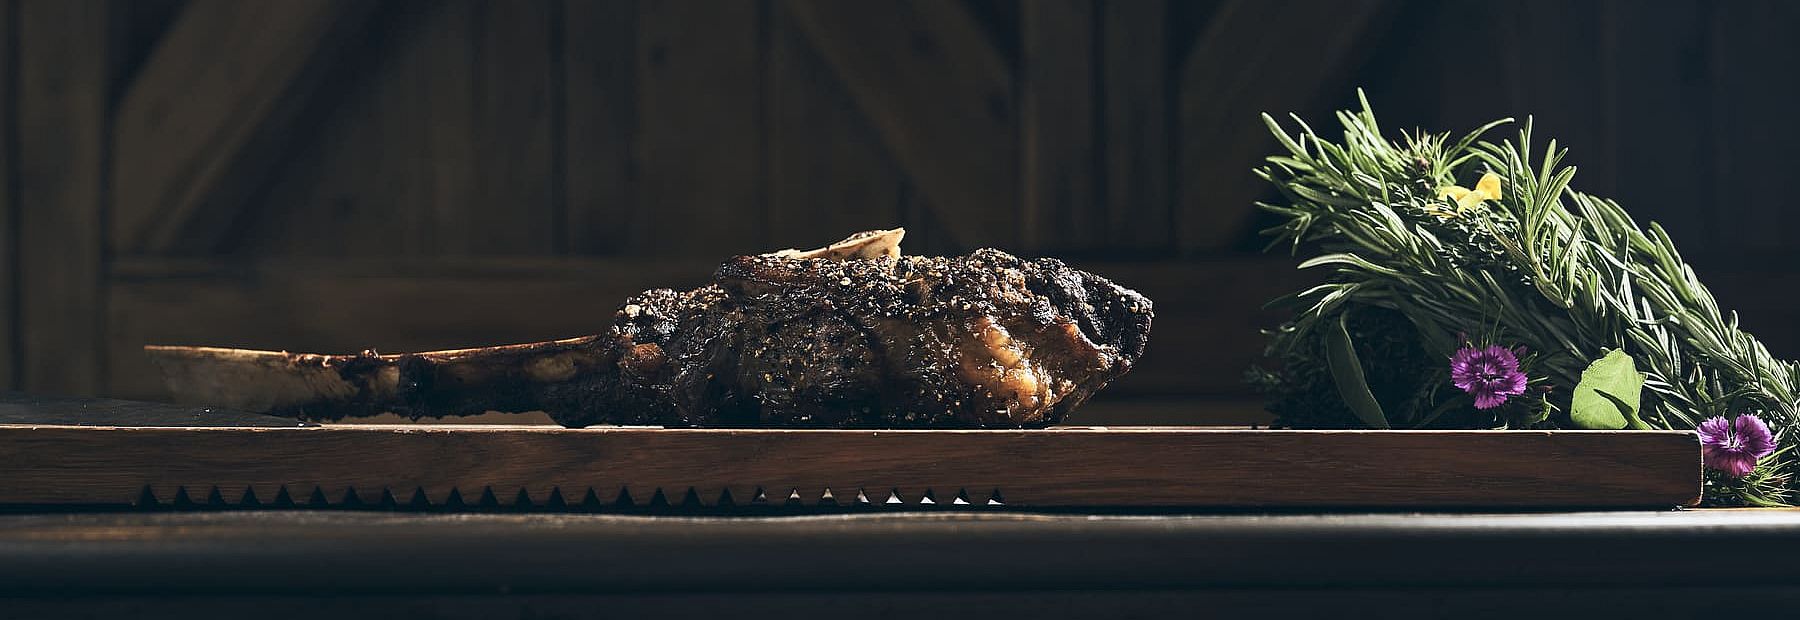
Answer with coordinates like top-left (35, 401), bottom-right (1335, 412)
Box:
top-left (133, 484), bottom-right (1005, 509)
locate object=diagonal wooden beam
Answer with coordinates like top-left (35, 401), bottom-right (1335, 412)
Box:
top-left (110, 0), bottom-right (378, 255)
top-left (1176, 0), bottom-right (1399, 253)
top-left (785, 0), bottom-right (1017, 250)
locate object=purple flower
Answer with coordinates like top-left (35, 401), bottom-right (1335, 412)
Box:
top-left (1698, 415), bottom-right (1777, 478)
top-left (1449, 345), bottom-right (1528, 409)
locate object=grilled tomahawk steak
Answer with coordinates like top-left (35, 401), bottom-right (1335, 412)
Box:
top-left (148, 229), bottom-right (1153, 428)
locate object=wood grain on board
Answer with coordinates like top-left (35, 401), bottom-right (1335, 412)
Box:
top-left (0, 425), bottom-right (1699, 508)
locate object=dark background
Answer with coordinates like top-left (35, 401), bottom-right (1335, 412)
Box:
top-left (1, 0), bottom-right (1793, 424)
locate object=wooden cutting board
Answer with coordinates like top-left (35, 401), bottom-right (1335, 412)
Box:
top-left (0, 425), bottom-right (1700, 508)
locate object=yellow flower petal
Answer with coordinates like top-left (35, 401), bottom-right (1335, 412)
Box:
top-left (1454, 190), bottom-right (1486, 212)
top-left (1438, 186), bottom-right (1471, 201)
top-left (1475, 172), bottom-right (1503, 201)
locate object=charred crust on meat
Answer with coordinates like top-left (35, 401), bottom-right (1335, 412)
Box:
top-left (559, 243), bottom-right (1151, 428)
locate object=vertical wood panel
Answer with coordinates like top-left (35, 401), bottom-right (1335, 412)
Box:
top-left (465, 0), bottom-right (556, 255)
top-left (766, 2), bottom-right (907, 249)
top-left (0, 0), bottom-right (12, 389)
top-left (1021, 0), bottom-right (1097, 253)
top-left (17, 0), bottom-right (107, 394)
top-left (1608, 0), bottom-right (1711, 257)
top-left (1100, 0), bottom-right (1168, 253)
top-left (563, 0), bottom-right (637, 255)
top-left (406, 1), bottom-right (479, 256)
top-left (1422, 2), bottom-right (1515, 131)
top-left (634, 0), bottom-right (766, 257)
top-left (1710, 0), bottom-right (1800, 256)
top-left (1505, 1), bottom-right (1614, 196)
top-left (1368, 2), bottom-right (1616, 203)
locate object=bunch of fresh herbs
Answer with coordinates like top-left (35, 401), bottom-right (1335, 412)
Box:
top-left (1252, 92), bottom-right (1795, 506)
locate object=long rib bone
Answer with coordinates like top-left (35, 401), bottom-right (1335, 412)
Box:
top-left (147, 336), bottom-right (610, 421)
top-left (148, 232), bottom-right (908, 421)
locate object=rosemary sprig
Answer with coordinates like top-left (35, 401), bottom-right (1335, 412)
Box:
top-left (1256, 92), bottom-right (1797, 504)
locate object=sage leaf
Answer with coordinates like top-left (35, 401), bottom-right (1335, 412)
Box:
top-left (1570, 350), bottom-right (1646, 430)
top-left (1594, 389), bottom-right (1653, 430)
top-left (1326, 314), bottom-right (1389, 429)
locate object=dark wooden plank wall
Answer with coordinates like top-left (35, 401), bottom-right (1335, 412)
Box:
top-left (17, 0), bottom-right (110, 397)
top-left (1, 0), bottom-right (1795, 425)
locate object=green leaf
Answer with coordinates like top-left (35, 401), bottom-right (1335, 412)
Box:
top-left (1325, 314), bottom-right (1390, 429)
top-left (1570, 350), bottom-right (1646, 430)
top-left (1594, 389), bottom-right (1653, 430)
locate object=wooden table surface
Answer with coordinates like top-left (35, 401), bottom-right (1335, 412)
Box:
top-left (2, 508), bottom-right (1797, 618)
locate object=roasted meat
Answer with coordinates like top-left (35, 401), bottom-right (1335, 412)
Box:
top-left (148, 230), bottom-right (1153, 428)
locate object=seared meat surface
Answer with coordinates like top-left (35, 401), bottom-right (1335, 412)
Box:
top-left (148, 230), bottom-right (1153, 428)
